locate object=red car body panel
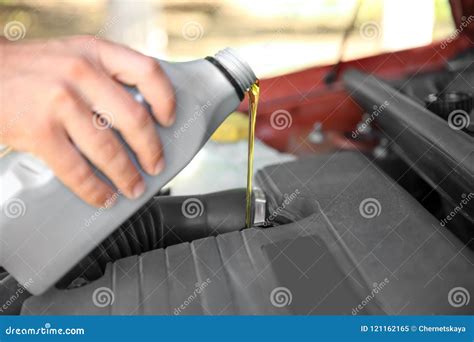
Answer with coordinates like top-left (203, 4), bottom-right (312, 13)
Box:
top-left (238, 2), bottom-right (473, 153)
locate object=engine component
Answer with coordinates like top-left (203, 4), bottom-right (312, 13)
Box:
top-left (0, 276), bottom-right (31, 315)
top-left (425, 91), bottom-right (473, 120)
top-left (57, 188), bottom-right (266, 289)
top-left (22, 152), bottom-right (474, 315)
top-left (343, 69), bottom-right (474, 239)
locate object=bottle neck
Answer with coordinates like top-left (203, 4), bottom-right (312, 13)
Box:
top-left (206, 48), bottom-right (257, 101)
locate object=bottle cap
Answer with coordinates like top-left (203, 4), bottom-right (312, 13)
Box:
top-left (214, 48), bottom-right (257, 94)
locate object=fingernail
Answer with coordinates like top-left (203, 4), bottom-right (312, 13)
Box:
top-left (153, 159), bottom-right (165, 175)
top-left (166, 114), bottom-right (175, 127)
top-left (103, 192), bottom-right (119, 208)
top-left (132, 180), bottom-right (146, 199)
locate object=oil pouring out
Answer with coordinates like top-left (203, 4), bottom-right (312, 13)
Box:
top-left (245, 79), bottom-right (260, 228)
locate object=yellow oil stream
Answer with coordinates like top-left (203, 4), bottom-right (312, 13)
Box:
top-left (245, 80), bottom-right (260, 228)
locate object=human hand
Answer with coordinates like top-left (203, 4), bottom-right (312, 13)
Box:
top-left (0, 36), bottom-right (175, 207)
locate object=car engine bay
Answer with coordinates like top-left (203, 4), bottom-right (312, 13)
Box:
top-left (1, 44), bottom-right (473, 317)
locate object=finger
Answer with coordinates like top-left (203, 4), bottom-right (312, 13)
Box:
top-left (38, 128), bottom-right (116, 208)
top-left (56, 56), bottom-right (164, 176)
top-left (56, 86), bottom-right (146, 200)
top-left (94, 40), bottom-right (175, 126)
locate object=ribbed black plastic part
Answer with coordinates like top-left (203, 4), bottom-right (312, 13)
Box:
top-left (425, 91), bottom-right (473, 119)
top-left (57, 189), bottom-right (250, 289)
top-left (56, 201), bottom-right (161, 288)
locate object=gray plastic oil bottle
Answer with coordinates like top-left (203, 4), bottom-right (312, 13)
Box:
top-left (0, 48), bottom-right (257, 295)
